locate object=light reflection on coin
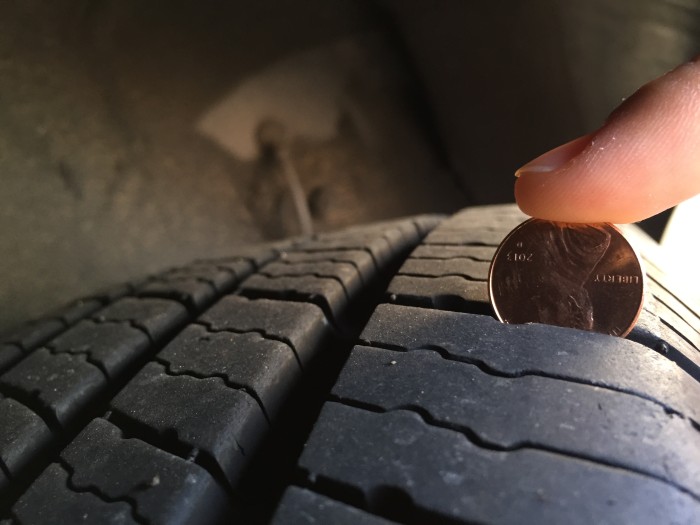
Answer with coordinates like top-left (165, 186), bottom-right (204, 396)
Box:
top-left (488, 219), bottom-right (645, 337)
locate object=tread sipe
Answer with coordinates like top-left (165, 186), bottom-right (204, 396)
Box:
top-left (1, 206), bottom-right (699, 525)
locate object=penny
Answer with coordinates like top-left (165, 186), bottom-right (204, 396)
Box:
top-left (488, 219), bottom-right (645, 337)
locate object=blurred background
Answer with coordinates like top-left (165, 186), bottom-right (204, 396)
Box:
top-left (1, 0), bottom-right (699, 331)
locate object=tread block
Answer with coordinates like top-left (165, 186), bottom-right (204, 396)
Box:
top-left (157, 325), bottom-right (301, 419)
top-left (386, 275), bottom-right (488, 310)
top-left (333, 346), bottom-right (700, 498)
top-left (423, 228), bottom-right (509, 246)
top-left (387, 222), bottom-right (420, 247)
top-left (0, 470), bottom-right (8, 498)
top-left (263, 261), bottom-right (363, 298)
top-left (88, 282), bottom-right (136, 304)
top-left (340, 216), bottom-right (422, 237)
top-left (315, 224), bottom-right (415, 250)
top-left (398, 258), bottom-right (488, 280)
top-left (137, 277), bottom-right (217, 313)
top-left (410, 215), bottom-right (444, 236)
top-left (0, 349), bottom-right (106, 429)
top-left (410, 244), bottom-right (496, 261)
top-left (199, 297), bottom-right (331, 367)
top-left (0, 345), bottom-right (23, 375)
top-left (648, 297), bottom-right (700, 351)
top-left (203, 257), bottom-right (258, 279)
top-left (294, 237), bottom-right (393, 268)
top-left (1, 319), bottom-right (65, 352)
top-left (11, 463), bottom-right (135, 525)
top-left (47, 320), bottom-right (151, 381)
top-left (360, 304), bottom-right (700, 425)
top-left (643, 256), bottom-right (700, 315)
top-left (48, 299), bottom-right (104, 326)
top-left (241, 274), bottom-right (348, 324)
top-left (0, 396), bottom-right (53, 477)
top-left (647, 278), bottom-right (700, 336)
top-left (272, 486), bottom-right (398, 525)
top-left (109, 362), bottom-right (268, 487)
top-left (159, 262), bottom-right (248, 293)
top-left (280, 250), bottom-right (376, 284)
top-left (438, 204), bottom-right (526, 229)
top-left (299, 403), bottom-right (700, 525)
top-left (631, 310), bottom-right (700, 382)
top-left (203, 246), bottom-right (279, 268)
top-left (92, 298), bottom-right (188, 343)
top-left (60, 418), bottom-right (230, 525)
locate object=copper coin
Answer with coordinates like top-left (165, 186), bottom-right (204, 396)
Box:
top-left (488, 219), bottom-right (645, 337)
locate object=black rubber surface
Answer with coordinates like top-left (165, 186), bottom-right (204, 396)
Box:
top-left (2, 205), bottom-right (699, 525)
top-left (276, 205), bottom-right (700, 525)
top-left (0, 216), bottom-right (434, 523)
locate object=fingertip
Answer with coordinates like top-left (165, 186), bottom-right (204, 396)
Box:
top-left (514, 168), bottom-right (570, 222)
top-left (514, 56), bottom-right (700, 224)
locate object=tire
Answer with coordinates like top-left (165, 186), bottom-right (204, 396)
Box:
top-left (0, 205), bottom-right (698, 525)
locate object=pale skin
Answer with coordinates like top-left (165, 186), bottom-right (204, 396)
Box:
top-left (515, 55), bottom-right (700, 224)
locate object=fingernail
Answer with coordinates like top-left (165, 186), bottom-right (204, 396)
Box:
top-left (515, 134), bottom-right (592, 178)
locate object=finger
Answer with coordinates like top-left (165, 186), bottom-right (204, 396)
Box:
top-left (515, 57), bottom-right (700, 223)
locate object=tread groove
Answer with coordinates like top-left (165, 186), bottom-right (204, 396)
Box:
top-left (56, 458), bottom-right (147, 525)
top-left (44, 345), bottom-right (110, 382)
top-left (396, 272), bottom-right (484, 282)
top-left (423, 241), bottom-right (499, 247)
top-left (0, 456), bottom-right (12, 482)
top-left (295, 474), bottom-right (458, 525)
top-left (152, 356), bottom-right (272, 423)
top-left (328, 396), bottom-right (699, 502)
top-left (277, 257), bottom-right (367, 284)
top-left (236, 288), bottom-right (342, 335)
top-left (0, 386), bottom-right (62, 434)
top-left (360, 336), bottom-right (694, 425)
top-left (258, 271), bottom-right (352, 303)
top-left (652, 290), bottom-right (700, 340)
top-left (192, 320), bottom-right (305, 370)
top-left (659, 316), bottom-right (700, 353)
top-left (105, 411), bottom-right (239, 497)
top-left (290, 246), bottom-right (381, 271)
top-left (91, 317), bottom-right (154, 345)
top-left (407, 254), bottom-right (491, 263)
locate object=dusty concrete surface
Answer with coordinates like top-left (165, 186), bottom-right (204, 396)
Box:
top-left (0, 0), bottom-right (465, 331)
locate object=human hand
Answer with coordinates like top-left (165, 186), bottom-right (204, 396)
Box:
top-left (515, 56), bottom-right (700, 224)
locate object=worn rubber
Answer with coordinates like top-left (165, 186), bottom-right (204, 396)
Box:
top-left (1, 206), bottom-right (698, 525)
top-left (0, 216), bottom-right (436, 523)
top-left (279, 205), bottom-right (700, 525)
